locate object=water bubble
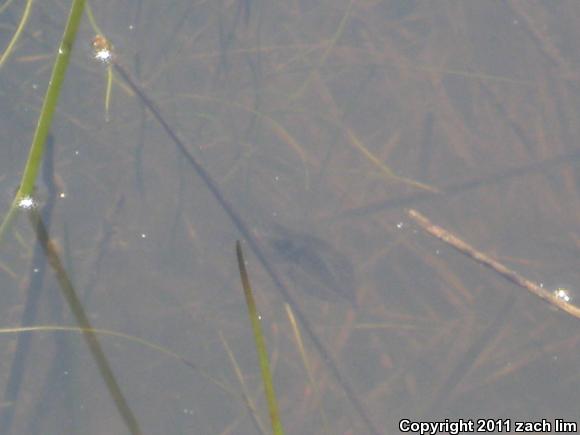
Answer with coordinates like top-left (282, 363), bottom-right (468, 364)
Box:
top-left (553, 287), bottom-right (572, 303)
top-left (91, 34), bottom-right (114, 64)
top-left (17, 196), bottom-right (37, 210)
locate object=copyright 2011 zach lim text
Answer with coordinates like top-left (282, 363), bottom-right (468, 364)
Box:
top-left (399, 418), bottom-right (577, 434)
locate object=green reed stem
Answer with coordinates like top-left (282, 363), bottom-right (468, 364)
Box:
top-left (236, 241), bottom-right (285, 435)
top-left (0, 0), bottom-right (86, 244)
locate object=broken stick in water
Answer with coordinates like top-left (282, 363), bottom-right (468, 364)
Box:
top-left (407, 209), bottom-right (580, 320)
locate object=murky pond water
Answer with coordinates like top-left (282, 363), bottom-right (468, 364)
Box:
top-left (1, 1), bottom-right (579, 433)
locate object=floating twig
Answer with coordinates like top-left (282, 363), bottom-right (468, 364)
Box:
top-left (408, 209), bottom-right (580, 320)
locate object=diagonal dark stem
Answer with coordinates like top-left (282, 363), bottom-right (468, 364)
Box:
top-left (112, 61), bottom-right (382, 435)
top-left (27, 209), bottom-right (142, 435)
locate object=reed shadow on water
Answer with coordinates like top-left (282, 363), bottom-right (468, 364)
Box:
top-left (106, 41), bottom-right (382, 434)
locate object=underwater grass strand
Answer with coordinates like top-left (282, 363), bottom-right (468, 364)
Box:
top-left (0, 0), bottom-right (16, 14)
top-left (284, 303), bottom-right (332, 433)
top-left (0, 0), bottom-right (33, 69)
top-left (85, 2), bottom-right (114, 121)
top-left (236, 241), bottom-right (285, 435)
top-left (0, 0), bottom-right (86, 244)
top-left (27, 208), bottom-right (142, 435)
top-left (291, 0), bottom-right (355, 99)
top-left (218, 331), bottom-right (269, 435)
top-left (345, 127), bottom-right (440, 193)
top-left (284, 304), bottom-right (314, 385)
top-left (0, 325), bottom-right (236, 396)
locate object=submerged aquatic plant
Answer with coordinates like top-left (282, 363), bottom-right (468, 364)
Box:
top-left (236, 241), bottom-right (285, 435)
top-left (0, 0), bottom-right (86, 243)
